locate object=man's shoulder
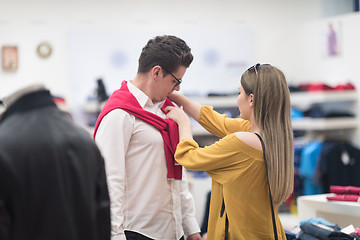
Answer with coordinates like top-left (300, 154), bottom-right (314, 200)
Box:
top-left (98, 108), bottom-right (136, 131)
top-left (105, 108), bottom-right (135, 120)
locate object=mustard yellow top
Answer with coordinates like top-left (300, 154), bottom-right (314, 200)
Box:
top-left (175, 106), bottom-right (286, 240)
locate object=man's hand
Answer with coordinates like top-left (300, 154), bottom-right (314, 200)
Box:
top-left (186, 232), bottom-right (203, 240)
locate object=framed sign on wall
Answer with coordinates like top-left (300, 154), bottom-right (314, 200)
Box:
top-left (2, 46), bottom-right (18, 71)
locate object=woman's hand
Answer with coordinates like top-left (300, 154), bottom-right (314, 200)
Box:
top-left (165, 105), bottom-right (193, 140)
top-left (167, 91), bottom-right (201, 121)
top-left (165, 106), bottom-right (190, 126)
top-left (167, 91), bottom-right (179, 104)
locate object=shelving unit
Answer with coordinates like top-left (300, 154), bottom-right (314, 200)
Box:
top-left (189, 90), bottom-right (358, 136)
top-left (291, 90), bottom-right (357, 132)
top-left (297, 194), bottom-right (360, 227)
top-left (82, 90), bottom-right (358, 136)
top-left (292, 117), bottom-right (358, 130)
top-left (189, 90), bottom-right (357, 109)
top-left (290, 90), bottom-right (357, 106)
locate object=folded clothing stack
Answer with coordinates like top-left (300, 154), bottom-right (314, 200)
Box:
top-left (326, 185), bottom-right (360, 202)
top-left (298, 218), bottom-right (358, 240)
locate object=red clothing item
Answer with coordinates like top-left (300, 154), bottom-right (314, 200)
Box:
top-left (298, 83), bottom-right (334, 92)
top-left (326, 194), bottom-right (360, 202)
top-left (330, 185), bottom-right (360, 195)
top-left (94, 81), bottom-right (182, 180)
top-left (334, 83), bottom-right (356, 90)
top-left (307, 83), bottom-right (334, 91)
top-left (351, 228), bottom-right (360, 237)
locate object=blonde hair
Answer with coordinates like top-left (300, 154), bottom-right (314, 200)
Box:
top-left (241, 64), bottom-right (294, 205)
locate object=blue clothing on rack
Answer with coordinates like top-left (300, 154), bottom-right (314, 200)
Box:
top-left (299, 141), bottom-right (323, 195)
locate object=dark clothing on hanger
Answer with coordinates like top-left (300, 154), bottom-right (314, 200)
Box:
top-left (0, 90), bottom-right (110, 240)
top-left (318, 140), bottom-right (360, 193)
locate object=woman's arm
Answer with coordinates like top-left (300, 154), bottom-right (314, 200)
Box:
top-left (168, 91), bottom-right (251, 138)
top-left (168, 92), bottom-right (201, 121)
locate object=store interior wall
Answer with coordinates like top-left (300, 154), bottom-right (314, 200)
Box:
top-left (0, 0), bottom-right (358, 144)
top-left (293, 12), bottom-right (360, 146)
top-left (0, 0), bottom-right (353, 97)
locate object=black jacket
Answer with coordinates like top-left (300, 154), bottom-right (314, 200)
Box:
top-left (0, 90), bottom-right (111, 240)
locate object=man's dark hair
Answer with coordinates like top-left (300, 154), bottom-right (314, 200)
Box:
top-left (137, 35), bottom-right (193, 74)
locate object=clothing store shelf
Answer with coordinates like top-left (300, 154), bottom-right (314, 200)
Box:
top-left (290, 90), bottom-right (357, 108)
top-left (83, 92), bottom-right (358, 136)
top-left (297, 194), bottom-right (360, 228)
top-left (192, 117), bottom-right (358, 136)
top-left (83, 91), bottom-right (356, 113)
top-left (188, 90), bottom-right (357, 108)
top-left (292, 117), bottom-right (358, 130)
top-left (189, 96), bottom-right (238, 108)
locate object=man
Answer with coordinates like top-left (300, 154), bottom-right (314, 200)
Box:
top-left (0, 84), bottom-right (111, 240)
top-left (94, 35), bottom-right (202, 240)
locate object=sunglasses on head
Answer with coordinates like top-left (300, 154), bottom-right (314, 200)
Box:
top-left (247, 63), bottom-right (271, 76)
top-left (247, 63), bottom-right (261, 76)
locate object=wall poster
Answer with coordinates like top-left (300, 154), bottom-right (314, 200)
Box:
top-left (2, 46), bottom-right (18, 71)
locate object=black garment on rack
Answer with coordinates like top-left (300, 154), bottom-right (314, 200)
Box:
top-left (318, 140), bottom-right (360, 193)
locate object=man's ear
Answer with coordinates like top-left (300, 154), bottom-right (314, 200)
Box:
top-left (152, 66), bottom-right (162, 80)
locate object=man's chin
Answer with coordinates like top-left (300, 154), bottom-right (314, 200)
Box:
top-left (153, 97), bottom-right (166, 103)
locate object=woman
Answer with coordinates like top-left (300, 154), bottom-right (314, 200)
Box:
top-left (165, 64), bottom-right (294, 240)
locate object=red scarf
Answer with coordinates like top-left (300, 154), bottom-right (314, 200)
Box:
top-left (93, 81), bottom-right (182, 180)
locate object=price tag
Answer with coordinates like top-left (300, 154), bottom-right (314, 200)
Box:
top-left (341, 151), bottom-right (350, 165)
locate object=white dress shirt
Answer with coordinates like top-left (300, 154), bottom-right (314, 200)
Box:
top-left (95, 81), bottom-right (199, 240)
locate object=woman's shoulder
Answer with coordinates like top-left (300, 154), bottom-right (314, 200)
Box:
top-left (234, 132), bottom-right (263, 151)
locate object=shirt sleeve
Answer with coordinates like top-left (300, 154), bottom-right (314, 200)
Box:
top-left (95, 109), bottom-right (133, 240)
top-left (198, 106), bottom-right (251, 138)
top-left (179, 169), bottom-right (201, 236)
top-left (175, 135), bottom-right (256, 184)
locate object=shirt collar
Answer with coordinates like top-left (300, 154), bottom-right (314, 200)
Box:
top-left (127, 81), bottom-right (165, 109)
